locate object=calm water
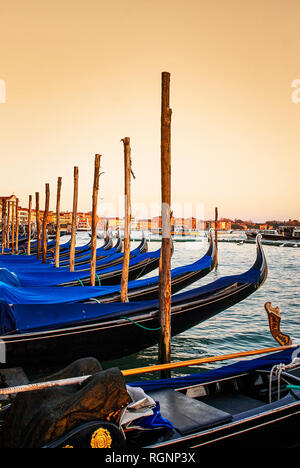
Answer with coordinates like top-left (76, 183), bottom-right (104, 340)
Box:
top-left (92, 235), bottom-right (300, 379)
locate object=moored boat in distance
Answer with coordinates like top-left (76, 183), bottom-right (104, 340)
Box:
top-left (246, 225), bottom-right (300, 242)
top-left (76, 219), bottom-right (91, 232)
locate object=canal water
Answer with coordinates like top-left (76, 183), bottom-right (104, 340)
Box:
top-left (73, 233), bottom-right (300, 379)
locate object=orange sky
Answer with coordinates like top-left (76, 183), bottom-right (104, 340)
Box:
top-left (0, 0), bottom-right (299, 222)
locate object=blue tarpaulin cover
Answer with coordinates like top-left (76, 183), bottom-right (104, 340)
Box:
top-left (0, 243), bottom-right (119, 272)
top-left (0, 269), bottom-right (21, 287)
top-left (0, 250), bottom-right (212, 304)
top-left (6, 249), bottom-right (161, 286)
top-left (0, 258), bottom-right (258, 334)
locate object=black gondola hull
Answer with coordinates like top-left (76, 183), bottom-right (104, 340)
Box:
top-left (1, 282), bottom-right (260, 368)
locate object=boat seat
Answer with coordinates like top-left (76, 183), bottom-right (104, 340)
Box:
top-left (148, 388), bottom-right (232, 435)
top-left (201, 393), bottom-right (264, 415)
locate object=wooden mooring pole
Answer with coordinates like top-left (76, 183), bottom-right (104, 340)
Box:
top-left (42, 184), bottom-right (50, 263)
top-left (55, 177), bottom-right (62, 268)
top-left (105, 219), bottom-right (109, 242)
top-left (6, 201), bottom-right (10, 248)
top-left (214, 206), bottom-right (218, 270)
top-left (15, 199), bottom-right (19, 252)
top-left (90, 155), bottom-right (101, 286)
top-left (158, 71), bottom-right (172, 378)
top-left (120, 137), bottom-right (132, 302)
top-left (69, 167), bottom-right (79, 272)
top-left (27, 195), bottom-right (32, 255)
top-left (35, 193), bottom-right (41, 260)
top-left (1, 199), bottom-right (6, 254)
top-left (11, 202), bottom-right (15, 253)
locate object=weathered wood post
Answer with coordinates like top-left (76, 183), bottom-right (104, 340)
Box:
top-left (120, 138), bottom-right (132, 302)
top-left (105, 219), bottom-right (109, 242)
top-left (42, 184), bottom-right (50, 263)
top-left (55, 177), bottom-right (62, 268)
top-left (11, 202), bottom-right (15, 253)
top-left (69, 167), bottom-right (79, 272)
top-left (158, 71), bottom-right (172, 378)
top-left (214, 206), bottom-right (218, 270)
top-left (6, 201), bottom-right (11, 248)
top-left (27, 195), bottom-right (32, 255)
top-left (90, 155), bottom-right (101, 286)
top-left (1, 199), bottom-right (6, 253)
top-left (35, 193), bottom-right (41, 259)
top-left (15, 199), bottom-right (19, 252)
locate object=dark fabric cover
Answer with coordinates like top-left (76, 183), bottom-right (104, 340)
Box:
top-left (2, 358), bottom-right (131, 448)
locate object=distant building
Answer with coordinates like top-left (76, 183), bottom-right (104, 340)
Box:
top-left (0, 195), bottom-right (18, 219)
top-left (204, 220), bottom-right (232, 230)
top-left (60, 212), bottom-right (73, 225)
top-left (137, 219), bottom-right (152, 231)
top-left (151, 216), bottom-right (162, 229)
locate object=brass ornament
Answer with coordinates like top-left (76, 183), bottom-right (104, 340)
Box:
top-left (90, 427), bottom-right (112, 448)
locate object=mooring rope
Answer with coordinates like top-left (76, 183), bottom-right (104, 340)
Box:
top-left (119, 316), bottom-right (161, 331)
top-left (95, 274), bottom-right (101, 286)
top-left (269, 357), bottom-right (300, 402)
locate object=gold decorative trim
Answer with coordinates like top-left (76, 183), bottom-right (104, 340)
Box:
top-left (90, 427), bottom-right (112, 448)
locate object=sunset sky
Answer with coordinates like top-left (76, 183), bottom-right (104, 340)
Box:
top-left (0, 0), bottom-right (299, 222)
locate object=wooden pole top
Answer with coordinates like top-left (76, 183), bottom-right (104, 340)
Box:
top-left (90, 155), bottom-right (101, 286)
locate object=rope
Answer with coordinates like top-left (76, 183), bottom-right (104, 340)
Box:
top-left (134, 258), bottom-right (152, 281)
top-left (120, 316), bottom-right (161, 331)
top-left (78, 279), bottom-right (84, 287)
top-left (95, 274), bottom-right (101, 286)
top-left (268, 357), bottom-right (300, 403)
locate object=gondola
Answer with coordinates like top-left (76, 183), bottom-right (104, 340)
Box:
top-left (20, 232), bottom-right (113, 257)
top-left (0, 238), bottom-right (152, 287)
top-left (55, 236), bottom-right (129, 268)
top-left (50, 235), bottom-right (116, 260)
top-left (0, 237), bottom-right (145, 274)
top-left (0, 235), bottom-right (113, 266)
top-left (18, 236), bottom-right (72, 256)
top-left (1, 237), bottom-right (72, 261)
top-left (35, 346), bottom-right (300, 449)
top-left (44, 236), bottom-right (121, 266)
top-left (56, 235), bottom-right (119, 261)
top-left (0, 233), bottom-right (215, 304)
top-left (19, 234), bottom-right (113, 258)
top-left (0, 235), bottom-right (267, 367)
top-left (0, 234), bottom-right (32, 252)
